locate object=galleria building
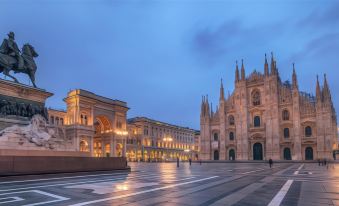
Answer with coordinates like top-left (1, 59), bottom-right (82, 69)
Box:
top-left (47, 90), bottom-right (197, 161)
top-left (200, 55), bottom-right (338, 161)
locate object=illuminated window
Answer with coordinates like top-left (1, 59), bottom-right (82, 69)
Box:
top-left (80, 114), bottom-right (88, 125)
top-left (80, 140), bottom-right (89, 152)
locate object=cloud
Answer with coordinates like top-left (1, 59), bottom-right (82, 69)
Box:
top-left (297, 2), bottom-right (339, 28)
top-left (192, 20), bottom-right (243, 61)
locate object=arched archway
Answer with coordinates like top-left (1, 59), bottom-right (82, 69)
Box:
top-left (94, 115), bottom-right (112, 134)
top-left (283, 148), bottom-right (291, 160)
top-left (305, 147), bottom-right (313, 160)
top-left (253, 143), bottom-right (263, 160)
top-left (229, 149), bottom-right (235, 160)
top-left (214, 150), bottom-right (219, 160)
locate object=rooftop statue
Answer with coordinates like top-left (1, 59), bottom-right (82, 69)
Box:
top-left (0, 31), bottom-right (38, 87)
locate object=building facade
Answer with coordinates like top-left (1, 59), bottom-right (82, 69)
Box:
top-left (126, 117), bottom-right (197, 162)
top-left (200, 55), bottom-right (338, 161)
top-left (48, 89), bottom-right (129, 157)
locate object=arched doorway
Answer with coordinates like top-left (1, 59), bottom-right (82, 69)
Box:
top-left (305, 147), bottom-right (313, 160)
top-left (283, 148), bottom-right (291, 160)
top-left (253, 143), bottom-right (263, 160)
top-left (214, 150), bottom-right (219, 160)
top-left (229, 149), bottom-right (235, 160)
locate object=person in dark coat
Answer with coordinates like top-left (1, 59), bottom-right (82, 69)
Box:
top-left (269, 158), bottom-right (273, 168)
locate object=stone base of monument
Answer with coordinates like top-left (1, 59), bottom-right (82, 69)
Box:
top-left (0, 78), bottom-right (52, 130)
top-left (0, 156), bottom-right (130, 176)
top-left (0, 79), bottom-right (77, 154)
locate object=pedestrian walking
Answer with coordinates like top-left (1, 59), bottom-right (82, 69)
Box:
top-left (200, 159), bottom-right (202, 165)
top-left (318, 159), bottom-right (321, 166)
top-left (177, 157), bottom-right (179, 168)
top-left (189, 158), bottom-right (192, 166)
top-left (269, 158), bottom-right (273, 168)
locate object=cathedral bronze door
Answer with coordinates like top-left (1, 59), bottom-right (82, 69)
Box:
top-left (305, 147), bottom-right (313, 160)
top-left (253, 143), bottom-right (263, 160)
top-left (229, 149), bottom-right (235, 160)
top-left (214, 150), bottom-right (219, 160)
top-left (283, 148), bottom-right (292, 160)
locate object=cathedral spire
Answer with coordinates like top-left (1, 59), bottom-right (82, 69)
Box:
top-left (220, 78), bottom-right (224, 101)
top-left (292, 63), bottom-right (298, 89)
top-left (316, 75), bottom-right (321, 102)
top-left (323, 73), bottom-right (331, 102)
top-left (235, 61), bottom-right (239, 82)
top-left (270, 52), bottom-right (276, 75)
top-left (264, 53), bottom-right (269, 76)
top-left (241, 59), bottom-right (245, 80)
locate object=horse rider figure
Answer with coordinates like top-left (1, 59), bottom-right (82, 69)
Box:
top-left (0, 31), bottom-right (24, 70)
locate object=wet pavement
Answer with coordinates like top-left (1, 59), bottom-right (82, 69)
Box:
top-left (0, 162), bottom-right (338, 205)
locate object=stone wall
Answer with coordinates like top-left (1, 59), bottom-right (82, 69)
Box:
top-left (0, 156), bottom-right (129, 175)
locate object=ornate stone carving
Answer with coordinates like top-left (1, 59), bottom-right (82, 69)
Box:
top-left (0, 115), bottom-right (63, 149)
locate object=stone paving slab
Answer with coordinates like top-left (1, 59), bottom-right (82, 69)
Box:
top-left (0, 162), bottom-right (338, 205)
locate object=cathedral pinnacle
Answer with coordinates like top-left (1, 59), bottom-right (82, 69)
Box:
top-left (220, 78), bottom-right (224, 101)
top-left (264, 53), bottom-right (269, 76)
top-left (323, 73), bottom-right (331, 102)
top-left (270, 52), bottom-right (276, 75)
top-left (292, 63), bottom-right (298, 89)
top-left (235, 60), bottom-right (239, 82)
top-left (316, 75), bottom-right (321, 102)
top-left (241, 59), bottom-right (245, 80)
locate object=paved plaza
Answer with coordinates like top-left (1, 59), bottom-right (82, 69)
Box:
top-left (0, 162), bottom-right (338, 206)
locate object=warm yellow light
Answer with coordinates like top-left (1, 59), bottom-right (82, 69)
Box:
top-left (184, 149), bottom-right (190, 152)
top-left (116, 184), bottom-right (129, 190)
top-left (116, 130), bottom-right (128, 136)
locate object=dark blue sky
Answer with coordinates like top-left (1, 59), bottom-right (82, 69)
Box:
top-left (1, 0), bottom-right (339, 129)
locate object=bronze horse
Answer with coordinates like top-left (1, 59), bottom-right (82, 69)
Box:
top-left (0, 44), bottom-right (38, 87)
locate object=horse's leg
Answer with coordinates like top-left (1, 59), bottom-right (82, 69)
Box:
top-left (30, 72), bottom-right (37, 87)
top-left (3, 69), bottom-right (19, 83)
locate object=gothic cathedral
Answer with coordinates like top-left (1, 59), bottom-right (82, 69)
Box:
top-left (200, 54), bottom-right (338, 161)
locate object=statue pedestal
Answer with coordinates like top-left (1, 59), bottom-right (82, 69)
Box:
top-left (0, 79), bottom-right (53, 130)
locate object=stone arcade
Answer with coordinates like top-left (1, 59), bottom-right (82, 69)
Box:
top-left (200, 54), bottom-right (338, 161)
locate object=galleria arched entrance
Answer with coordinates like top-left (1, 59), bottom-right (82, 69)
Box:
top-left (253, 143), bottom-right (263, 160)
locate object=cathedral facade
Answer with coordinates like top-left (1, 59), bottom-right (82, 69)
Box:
top-left (200, 55), bottom-right (338, 161)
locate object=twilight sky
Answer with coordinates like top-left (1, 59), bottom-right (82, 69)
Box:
top-left (1, 0), bottom-right (339, 129)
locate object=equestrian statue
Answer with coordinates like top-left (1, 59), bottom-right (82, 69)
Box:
top-left (0, 32), bottom-right (38, 87)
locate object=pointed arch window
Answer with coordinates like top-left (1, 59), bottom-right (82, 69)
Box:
top-left (213, 133), bottom-right (219, 141)
top-left (252, 91), bottom-right (261, 106)
top-left (305, 126), bottom-right (312, 137)
top-left (228, 115), bottom-right (235, 125)
top-left (282, 110), bottom-right (289, 121)
top-left (284, 128), bottom-right (290, 138)
top-left (229, 132), bottom-right (235, 141)
top-left (254, 116), bottom-right (261, 127)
